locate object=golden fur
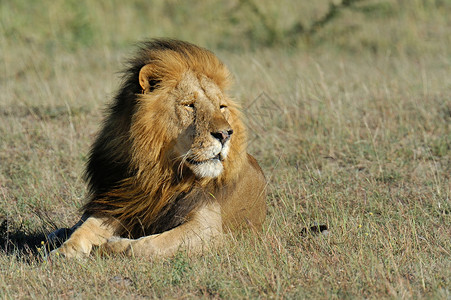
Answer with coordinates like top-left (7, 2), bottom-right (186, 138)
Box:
top-left (51, 39), bottom-right (266, 258)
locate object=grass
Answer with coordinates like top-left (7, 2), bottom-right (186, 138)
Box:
top-left (1, 0), bottom-right (450, 298)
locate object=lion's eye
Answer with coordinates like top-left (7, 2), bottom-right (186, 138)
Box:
top-left (220, 105), bottom-right (227, 110)
top-left (184, 103), bottom-right (195, 109)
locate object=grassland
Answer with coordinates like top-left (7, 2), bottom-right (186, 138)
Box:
top-left (1, 0), bottom-right (450, 298)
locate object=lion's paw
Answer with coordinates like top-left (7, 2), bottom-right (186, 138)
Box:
top-left (101, 237), bottom-right (134, 256)
top-left (102, 237), bottom-right (158, 258)
top-left (50, 240), bottom-right (91, 259)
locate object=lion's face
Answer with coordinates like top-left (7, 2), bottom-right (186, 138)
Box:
top-left (172, 72), bottom-right (234, 178)
top-left (130, 46), bottom-right (246, 182)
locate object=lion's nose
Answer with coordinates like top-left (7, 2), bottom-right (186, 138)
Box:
top-left (211, 129), bottom-right (233, 144)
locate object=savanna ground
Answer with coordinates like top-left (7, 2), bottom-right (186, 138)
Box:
top-left (0, 0), bottom-right (450, 298)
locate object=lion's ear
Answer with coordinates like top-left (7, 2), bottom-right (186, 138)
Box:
top-left (139, 64), bottom-right (160, 93)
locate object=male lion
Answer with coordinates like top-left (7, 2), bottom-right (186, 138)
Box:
top-left (51, 39), bottom-right (267, 258)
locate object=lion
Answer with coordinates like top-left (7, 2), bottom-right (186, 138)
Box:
top-left (50, 39), bottom-right (267, 258)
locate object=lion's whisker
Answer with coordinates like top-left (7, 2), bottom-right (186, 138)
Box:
top-left (177, 150), bottom-right (192, 177)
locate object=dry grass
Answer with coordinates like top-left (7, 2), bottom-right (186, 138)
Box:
top-left (1, 0), bottom-right (450, 298)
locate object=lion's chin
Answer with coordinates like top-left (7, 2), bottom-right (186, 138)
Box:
top-left (188, 159), bottom-right (224, 178)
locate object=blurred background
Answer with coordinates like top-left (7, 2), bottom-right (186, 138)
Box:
top-left (1, 0), bottom-right (449, 55)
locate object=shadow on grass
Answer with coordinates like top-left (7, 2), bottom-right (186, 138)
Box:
top-left (0, 218), bottom-right (63, 259)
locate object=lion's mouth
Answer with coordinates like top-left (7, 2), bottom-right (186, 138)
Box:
top-left (186, 153), bottom-right (222, 165)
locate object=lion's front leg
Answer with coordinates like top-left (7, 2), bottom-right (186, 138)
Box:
top-left (103, 202), bottom-right (223, 258)
top-left (52, 216), bottom-right (117, 258)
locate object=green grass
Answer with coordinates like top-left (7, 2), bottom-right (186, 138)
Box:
top-left (1, 0), bottom-right (450, 298)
